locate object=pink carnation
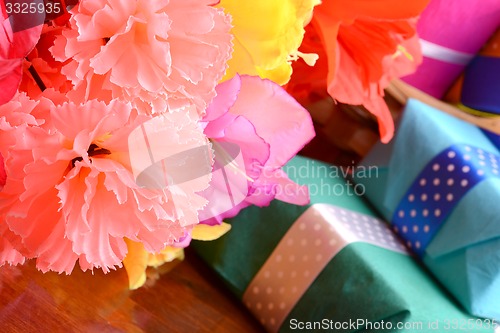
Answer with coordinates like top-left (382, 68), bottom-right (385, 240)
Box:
top-left (0, 92), bottom-right (50, 266)
top-left (19, 23), bottom-right (74, 98)
top-left (51, 0), bottom-right (232, 115)
top-left (0, 96), bottom-right (211, 273)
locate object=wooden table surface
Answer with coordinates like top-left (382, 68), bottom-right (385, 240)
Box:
top-left (0, 249), bottom-right (265, 333)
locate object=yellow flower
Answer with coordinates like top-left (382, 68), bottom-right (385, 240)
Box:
top-left (219, 0), bottom-right (321, 85)
top-left (123, 222), bottom-right (232, 290)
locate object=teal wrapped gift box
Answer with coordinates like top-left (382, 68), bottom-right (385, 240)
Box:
top-left (354, 99), bottom-right (500, 320)
top-left (193, 156), bottom-right (493, 333)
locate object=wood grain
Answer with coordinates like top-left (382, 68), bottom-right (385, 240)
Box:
top-left (0, 249), bottom-right (264, 333)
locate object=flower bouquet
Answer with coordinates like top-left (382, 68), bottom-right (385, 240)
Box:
top-left (1, 0), bottom-right (429, 292)
top-left (0, 0), bottom-right (321, 290)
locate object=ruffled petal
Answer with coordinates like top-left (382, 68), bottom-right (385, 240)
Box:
top-left (1, 96), bottom-right (213, 273)
top-left (20, 25), bottom-right (73, 98)
top-left (0, 225), bottom-right (25, 267)
top-left (6, 187), bottom-right (68, 266)
top-left (52, 0), bottom-right (232, 115)
top-left (51, 99), bottom-right (131, 143)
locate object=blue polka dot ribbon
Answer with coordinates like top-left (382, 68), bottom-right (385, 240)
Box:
top-left (392, 144), bottom-right (500, 256)
top-left (482, 129), bottom-right (500, 150)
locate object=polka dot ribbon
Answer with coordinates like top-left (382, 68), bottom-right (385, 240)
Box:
top-left (392, 144), bottom-right (500, 256)
top-left (242, 203), bottom-right (408, 333)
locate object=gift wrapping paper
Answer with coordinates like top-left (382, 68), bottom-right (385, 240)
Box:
top-left (354, 99), bottom-right (500, 320)
top-left (402, 0), bottom-right (500, 98)
top-left (193, 156), bottom-right (492, 332)
top-left (445, 29), bottom-right (500, 116)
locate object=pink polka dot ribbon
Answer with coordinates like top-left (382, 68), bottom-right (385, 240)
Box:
top-left (242, 204), bottom-right (407, 333)
top-left (392, 144), bottom-right (500, 256)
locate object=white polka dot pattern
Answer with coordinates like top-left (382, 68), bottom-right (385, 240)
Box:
top-left (242, 204), bottom-right (407, 332)
top-left (392, 144), bottom-right (500, 256)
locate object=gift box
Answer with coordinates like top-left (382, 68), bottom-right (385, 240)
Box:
top-left (402, 0), bottom-right (500, 98)
top-left (354, 99), bottom-right (500, 320)
top-left (193, 156), bottom-right (492, 332)
top-left (445, 29), bottom-right (500, 116)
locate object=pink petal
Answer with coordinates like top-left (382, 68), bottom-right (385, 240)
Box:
top-left (227, 75), bottom-right (315, 168)
top-left (203, 75), bottom-right (241, 122)
top-left (201, 75), bottom-right (315, 222)
top-left (362, 94), bottom-right (394, 143)
top-left (56, 0), bottom-right (232, 115)
top-left (251, 169), bottom-right (310, 206)
top-left (0, 15), bottom-right (42, 105)
top-left (1, 17), bottom-right (42, 59)
top-left (35, 220), bottom-right (78, 274)
top-left (0, 225), bottom-right (25, 266)
top-left (198, 140), bottom-right (251, 222)
top-left (0, 59), bottom-right (22, 105)
top-left (7, 187), bottom-right (65, 260)
top-left (1, 95), bottom-right (216, 274)
top-left (62, 166), bottom-right (129, 272)
top-left (51, 99), bottom-right (131, 142)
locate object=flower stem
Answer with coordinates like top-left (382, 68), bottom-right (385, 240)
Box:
top-left (26, 59), bottom-right (47, 92)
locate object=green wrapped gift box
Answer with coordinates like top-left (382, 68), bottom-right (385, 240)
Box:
top-left (193, 156), bottom-right (495, 333)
